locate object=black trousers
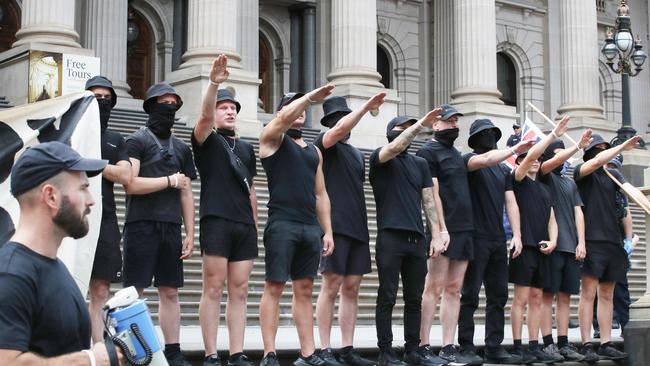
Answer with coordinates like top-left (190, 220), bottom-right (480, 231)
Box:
top-left (458, 238), bottom-right (509, 351)
top-left (375, 229), bottom-right (428, 352)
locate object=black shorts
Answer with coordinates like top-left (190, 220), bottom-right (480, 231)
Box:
top-left (319, 234), bottom-right (371, 276)
top-left (263, 220), bottom-right (322, 282)
top-left (543, 251), bottom-right (581, 295)
top-left (122, 221), bottom-right (184, 288)
top-left (199, 216), bottom-right (258, 261)
top-left (509, 246), bottom-right (547, 289)
top-left (582, 241), bottom-right (628, 283)
top-left (91, 216), bottom-right (123, 282)
top-left (442, 231), bottom-right (474, 261)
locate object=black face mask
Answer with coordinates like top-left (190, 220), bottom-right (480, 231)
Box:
top-left (286, 129), bottom-right (302, 139)
top-left (472, 133), bottom-right (497, 154)
top-left (386, 130), bottom-right (402, 143)
top-left (147, 103), bottom-right (176, 138)
top-left (583, 147), bottom-right (604, 161)
top-left (435, 128), bottom-right (459, 147)
top-left (217, 128), bottom-right (235, 137)
top-left (97, 98), bottom-right (112, 132)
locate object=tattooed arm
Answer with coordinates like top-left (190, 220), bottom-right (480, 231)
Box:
top-left (377, 108), bottom-right (442, 163)
top-left (422, 186), bottom-right (445, 257)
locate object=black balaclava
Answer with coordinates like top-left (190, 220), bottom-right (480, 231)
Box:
top-left (97, 99), bottom-right (112, 133)
top-left (146, 103), bottom-right (176, 138)
top-left (435, 127), bottom-right (460, 147)
top-left (583, 147), bottom-right (604, 162)
top-left (472, 132), bottom-right (497, 154)
top-left (386, 130), bottom-right (410, 153)
top-left (286, 129), bottom-right (302, 139)
top-left (217, 128), bottom-right (235, 137)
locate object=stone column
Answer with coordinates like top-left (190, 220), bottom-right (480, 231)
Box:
top-left (289, 8), bottom-right (302, 92)
top-left (432, 0), bottom-right (455, 106)
top-left (13, 0), bottom-right (81, 48)
top-left (556, 0), bottom-right (603, 119)
top-left (182, 0), bottom-right (242, 69)
top-left (238, 0), bottom-right (259, 73)
top-left (450, 0), bottom-right (502, 104)
top-left (302, 5), bottom-right (316, 127)
top-left (84, 0), bottom-right (131, 98)
top-left (327, 0), bottom-right (382, 87)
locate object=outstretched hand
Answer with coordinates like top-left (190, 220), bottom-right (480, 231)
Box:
top-left (577, 129), bottom-right (593, 150)
top-left (513, 139), bottom-right (536, 154)
top-left (307, 84), bottom-right (335, 104)
top-left (210, 54), bottom-right (229, 84)
top-left (552, 116), bottom-right (570, 138)
top-left (420, 108), bottom-right (443, 129)
top-left (622, 135), bottom-right (642, 151)
top-left (364, 92), bottom-right (387, 112)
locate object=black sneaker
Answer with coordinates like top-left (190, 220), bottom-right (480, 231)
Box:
top-left (339, 348), bottom-right (377, 366)
top-left (484, 347), bottom-right (523, 364)
top-left (437, 345), bottom-right (461, 363)
top-left (558, 344), bottom-right (585, 362)
top-left (579, 343), bottom-right (599, 364)
top-left (260, 352), bottom-right (280, 366)
top-left (598, 343), bottom-right (627, 361)
top-left (510, 348), bottom-right (536, 365)
top-left (204, 354), bottom-right (222, 366)
top-left (378, 349), bottom-right (407, 366)
top-left (541, 344), bottom-right (565, 363)
top-left (457, 348), bottom-right (483, 365)
top-left (416, 346), bottom-right (448, 366)
top-left (294, 353), bottom-right (328, 366)
top-left (318, 348), bottom-right (344, 366)
top-left (166, 352), bottom-right (192, 366)
top-left (402, 346), bottom-right (448, 366)
top-left (228, 354), bottom-right (254, 366)
top-left (528, 346), bottom-right (557, 364)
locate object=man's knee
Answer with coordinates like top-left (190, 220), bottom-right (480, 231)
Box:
top-left (158, 287), bottom-right (179, 303)
top-left (89, 280), bottom-right (110, 303)
top-left (341, 280), bottom-right (360, 299)
top-left (264, 281), bottom-right (286, 299)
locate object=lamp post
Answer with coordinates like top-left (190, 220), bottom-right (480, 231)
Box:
top-left (601, 0), bottom-right (647, 147)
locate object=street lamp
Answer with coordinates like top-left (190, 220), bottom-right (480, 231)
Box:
top-left (601, 0), bottom-right (647, 147)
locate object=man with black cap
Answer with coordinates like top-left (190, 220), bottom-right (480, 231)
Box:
top-left (506, 123), bottom-right (521, 147)
top-left (536, 130), bottom-right (592, 363)
top-left (314, 93), bottom-right (386, 366)
top-left (370, 108), bottom-right (448, 366)
top-left (84, 75), bottom-right (134, 343)
top-left (258, 84), bottom-right (336, 366)
top-left (417, 104), bottom-right (477, 363)
top-left (192, 55), bottom-right (258, 366)
top-left (456, 118), bottom-right (534, 365)
top-left (123, 83), bottom-right (197, 366)
top-left (0, 142), bottom-right (126, 365)
top-left (573, 133), bottom-right (640, 362)
top-left (508, 118), bottom-right (569, 363)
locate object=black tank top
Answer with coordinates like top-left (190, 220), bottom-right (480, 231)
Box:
top-left (262, 135), bottom-right (320, 225)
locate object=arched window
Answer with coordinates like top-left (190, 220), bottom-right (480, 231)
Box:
top-left (377, 45), bottom-right (391, 89)
top-left (259, 34), bottom-right (272, 113)
top-left (0, 1), bottom-right (20, 53)
top-left (126, 8), bottom-right (153, 100)
top-left (496, 52), bottom-right (517, 107)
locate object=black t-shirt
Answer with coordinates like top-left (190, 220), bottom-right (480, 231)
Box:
top-left (506, 134), bottom-right (521, 147)
top-left (369, 149), bottom-right (433, 235)
top-left (574, 165), bottom-right (626, 243)
top-left (540, 172), bottom-right (583, 253)
top-left (191, 131), bottom-right (257, 224)
top-left (101, 130), bottom-right (130, 216)
top-left (315, 133), bottom-right (369, 243)
top-left (416, 140), bottom-right (473, 232)
top-left (125, 128), bottom-right (197, 224)
top-left (512, 174), bottom-right (553, 247)
top-left (0, 242), bottom-right (91, 356)
top-left (261, 135), bottom-right (320, 225)
top-left (463, 153), bottom-right (512, 241)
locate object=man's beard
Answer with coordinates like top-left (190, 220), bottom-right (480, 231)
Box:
top-left (53, 195), bottom-right (90, 239)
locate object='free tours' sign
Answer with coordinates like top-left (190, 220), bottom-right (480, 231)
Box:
top-left (28, 50), bottom-right (100, 103)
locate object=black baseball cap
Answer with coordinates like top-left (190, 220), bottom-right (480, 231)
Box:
top-left (10, 142), bottom-right (107, 197)
top-left (143, 83), bottom-right (183, 113)
top-left (386, 116), bottom-right (417, 134)
top-left (542, 140), bottom-right (566, 161)
top-left (439, 104), bottom-right (463, 121)
top-left (85, 76), bottom-right (117, 107)
top-left (216, 89), bottom-right (241, 113)
top-left (513, 123), bottom-right (521, 129)
top-left (277, 92), bottom-right (304, 111)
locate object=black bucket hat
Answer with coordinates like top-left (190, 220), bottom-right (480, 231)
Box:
top-left (277, 92), bottom-right (304, 111)
top-left (585, 134), bottom-right (611, 153)
top-left (216, 89), bottom-right (241, 113)
top-left (467, 119), bottom-right (502, 149)
top-left (320, 96), bottom-right (352, 127)
top-left (85, 76), bottom-right (117, 107)
top-left (143, 83), bottom-right (183, 114)
top-left (386, 116), bottom-right (417, 134)
top-left (542, 140), bottom-right (566, 161)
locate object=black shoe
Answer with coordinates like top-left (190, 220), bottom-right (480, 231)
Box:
top-left (484, 347), bottom-right (523, 364)
top-left (456, 348), bottom-right (483, 365)
top-left (339, 348), bottom-right (377, 366)
top-left (438, 345), bottom-right (461, 363)
top-left (402, 346), bottom-right (448, 366)
top-left (295, 353), bottom-right (329, 366)
top-left (317, 348), bottom-right (344, 366)
top-left (166, 352), bottom-right (192, 366)
top-left (557, 344), bottom-right (584, 362)
top-left (228, 354), bottom-right (254, 366)
top-left (598, 343), bottom-right (627, 361)
top-left (260, 352), bottom-right (280, 366)
top-left (204, 354), bottom-right (222, 366)
top-left (612, 318), bottom-right (621, 330)
top-left (529, 345), bottom-right (559, 364)
top-left (579, 343), bottom-right (600, 364)
top-left (378, 349), bottom-right (407, 366)
top-left (510, 348), bottom-right (536, 365)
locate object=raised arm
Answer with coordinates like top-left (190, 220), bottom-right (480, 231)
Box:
top-left (259, 84), bottom-right (334, 158)
top-left (467, 139), bottom-right (535, 172)
top-left (577, 135), bottom-right (641, 178)
top-left (321, 92), bottom-right (386, 149)
top-left (194, 54), bottom-right (229, 145)
top-left (505, 190), bottom-right (523, 258)
top-left (377, 108), bottom-right (442, 163)
top-left (514, 116), bottom-right (569, 181)
top-left (540, 129), bottom-right (592, 175)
